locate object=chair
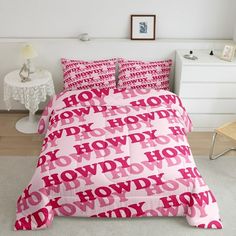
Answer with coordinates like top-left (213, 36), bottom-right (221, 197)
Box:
top-left (209, 122), bottom-right (236, 160)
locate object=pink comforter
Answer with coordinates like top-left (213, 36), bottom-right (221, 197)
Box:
top-left (14, 88), bottom-right (222, 230)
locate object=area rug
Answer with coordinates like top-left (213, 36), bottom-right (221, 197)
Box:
top-left (0, 156), bottom-right (235, 236)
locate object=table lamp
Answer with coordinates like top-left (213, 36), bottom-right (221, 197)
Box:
top-left (21, 44), bottom-right (38, 73)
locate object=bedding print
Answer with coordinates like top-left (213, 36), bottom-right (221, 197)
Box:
top-left (61, 58), bottom-right (117, 90)
top-left (14, 88), bottom-right (222, 230)
top-left (117, 59), bottom-right (172, 90)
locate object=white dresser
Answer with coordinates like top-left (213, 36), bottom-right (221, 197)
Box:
top-left (175, 50), bottom-right (236, 131)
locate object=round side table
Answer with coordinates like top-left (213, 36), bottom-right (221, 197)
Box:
top-left (4, 69), bottom-right (55, 134)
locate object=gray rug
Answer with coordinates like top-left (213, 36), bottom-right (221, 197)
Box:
top-left (0, 156), bottom-right (235, 236)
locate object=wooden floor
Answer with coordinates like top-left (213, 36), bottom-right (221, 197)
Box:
top-left (0, 113), bottom-right (236, 157)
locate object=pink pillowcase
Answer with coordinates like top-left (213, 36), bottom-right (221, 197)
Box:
top-left (117, 59), bottom-right (172, 90)
top-left (61, 58), bottom-right (117, 90)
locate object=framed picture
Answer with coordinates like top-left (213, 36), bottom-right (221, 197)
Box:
top-left (221, 45), bottom-right (236, 62)
top-left (131, 15), bottom-right (156, 40)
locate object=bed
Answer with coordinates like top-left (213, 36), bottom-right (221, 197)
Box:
top-left (14, 88), bottom-right (222, 230)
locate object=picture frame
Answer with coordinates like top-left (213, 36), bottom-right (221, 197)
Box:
top-left (131, 15), bottom-right (156, 40)
top-left (221, 45), bottom-right (236, 62)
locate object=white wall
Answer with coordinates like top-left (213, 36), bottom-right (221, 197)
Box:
top-left (234, 23), bottom-right (236, 41)
top-left (0, 0), bottom-right (234, 39)
top-left (234, 1), bottom-right (236, 41)
top-left (0, 0), bottom-right (235, 110)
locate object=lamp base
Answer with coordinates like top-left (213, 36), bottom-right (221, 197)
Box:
top-left (27, 59), bottom-right (36, 74)
top-left (19, 63), bottom-right (31, 82)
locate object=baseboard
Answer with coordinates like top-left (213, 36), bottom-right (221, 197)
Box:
top-left (0, 110), bottom-right (43, 114)
top-left (192, 127), bottom-right (215, 132)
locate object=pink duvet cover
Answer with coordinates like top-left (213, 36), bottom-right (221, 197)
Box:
top-left (14, 88), bottom-right (222, 230)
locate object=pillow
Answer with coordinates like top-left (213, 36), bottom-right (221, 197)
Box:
top-left (61, 58), bottom-right (117, 90)
top-left (117, 59), bottom-right (172, 90)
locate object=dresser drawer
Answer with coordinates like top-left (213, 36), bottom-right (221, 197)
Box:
top-left (189, 114), bottom-right (236, 130)
top-left (180, 83), bottom-right (236, 98)
top-left (175, 50), bottom-right (236, 130)
top-left (182, 99), bottom-right (236, 113)
top-left (181, 66), bottom-right (236, 82)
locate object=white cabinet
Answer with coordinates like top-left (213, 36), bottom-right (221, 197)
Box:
top-left (175, 50), bottom-right (236, 131)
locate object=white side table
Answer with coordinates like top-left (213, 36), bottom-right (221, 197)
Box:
top-left (4, 69), bottom-right (55, 134)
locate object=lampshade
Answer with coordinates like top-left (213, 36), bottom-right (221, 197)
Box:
top-left (21, 44), bottom-right (38, 59)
